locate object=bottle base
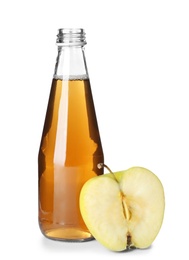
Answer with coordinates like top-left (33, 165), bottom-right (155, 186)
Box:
top-left (41, 227), bottom-right (94, 242)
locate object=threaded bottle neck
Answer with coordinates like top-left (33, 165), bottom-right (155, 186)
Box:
top-left (56, 28), bottom-right (86, 46)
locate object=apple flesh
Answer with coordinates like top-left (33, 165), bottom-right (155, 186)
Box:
top-left (79, 166), bottom-right (165, 251)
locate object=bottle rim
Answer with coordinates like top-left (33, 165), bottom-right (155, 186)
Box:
top-left (56, 28), bottom-right (86, 46)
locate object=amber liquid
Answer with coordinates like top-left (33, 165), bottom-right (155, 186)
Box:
top-left (38, 78), bottom-right (104, 241)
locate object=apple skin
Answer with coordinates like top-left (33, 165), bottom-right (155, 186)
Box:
top-left (79, 167), bottom-right (165, 251)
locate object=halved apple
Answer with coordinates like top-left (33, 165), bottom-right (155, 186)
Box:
top-left (79, 166), bottom-right (165, 251)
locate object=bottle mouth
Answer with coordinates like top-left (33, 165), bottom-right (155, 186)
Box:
top-left (56, 28), bottom-right (86, 46)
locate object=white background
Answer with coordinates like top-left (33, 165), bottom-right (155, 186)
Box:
top-left (0, 0), bottom-right (189, 258)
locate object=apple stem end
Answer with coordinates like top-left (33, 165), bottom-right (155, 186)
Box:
top-left (97, 163), bottom-right (113, 173)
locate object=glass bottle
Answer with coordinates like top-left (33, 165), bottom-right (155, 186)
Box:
top-left (38, 28), bottom-right (104, 241)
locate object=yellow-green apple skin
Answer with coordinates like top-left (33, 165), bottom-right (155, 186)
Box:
top-left (79, 167), bottom-right (165, 251)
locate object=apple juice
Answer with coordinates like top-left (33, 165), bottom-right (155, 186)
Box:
top-left (38, 78), bottom-right (104, 241)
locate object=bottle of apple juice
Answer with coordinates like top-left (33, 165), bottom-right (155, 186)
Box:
top-left (38, 28), bottom-right (104, 241)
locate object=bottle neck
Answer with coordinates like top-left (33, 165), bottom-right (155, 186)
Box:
top-left (54, 28), bottom-right (88, 80)
top-left (54, 45), bottom-right (89, 80)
